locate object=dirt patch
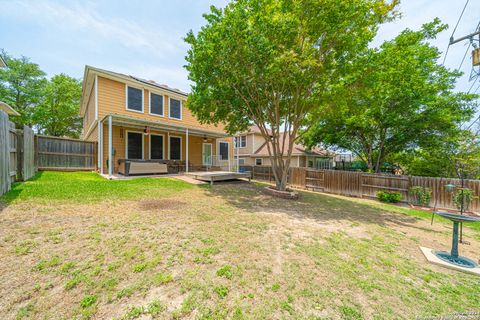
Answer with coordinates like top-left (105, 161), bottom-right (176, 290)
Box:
top-left (138, 199), bottom-right (185, 211)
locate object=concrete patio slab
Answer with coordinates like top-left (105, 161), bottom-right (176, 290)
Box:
top-left (420, 246), bottom-right (480, 276)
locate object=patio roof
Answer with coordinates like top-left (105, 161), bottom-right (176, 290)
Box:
top-left (100, 113), bottom-right (228, 138)
top-left (0, 101), bottom-right (20, 116)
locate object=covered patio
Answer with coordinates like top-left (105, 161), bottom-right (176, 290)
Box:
top-left (98, 114), bottom-right (233, 178)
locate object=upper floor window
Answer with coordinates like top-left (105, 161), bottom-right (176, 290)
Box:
top-left (235, 135), bottom-right (247, 148)
top-left (149, 92), bottom-right (164, 116)
top-left (169, 98), bottom-right (182, 120)
top-left (126, 86), bottom-right (144, 112)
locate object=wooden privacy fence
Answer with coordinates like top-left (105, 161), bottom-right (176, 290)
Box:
top-left (36, 135), bottom-right (96, 171)
top-left (0, 110), bottom-right (36, 196)
top-left (248, 166), bottom-right (480, 213)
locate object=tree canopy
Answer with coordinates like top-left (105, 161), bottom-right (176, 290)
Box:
top-left (0, 50), bottom-right (46, 127)
top-left (33, 74), bottom-right (82, 138)
top-left (0, 50), bottom-right (82, 138)
top-left (185, 0), bottom-right (397, 190)
top-left (303, 19), bottom-right (477, 173)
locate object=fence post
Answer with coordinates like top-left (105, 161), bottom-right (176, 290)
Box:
top-left (16, 129), bottom-right (24, 181)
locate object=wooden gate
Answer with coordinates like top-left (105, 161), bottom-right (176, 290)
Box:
top-left (36, 135), bottom-right (97, 171)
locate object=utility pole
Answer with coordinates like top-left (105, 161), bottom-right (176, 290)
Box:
top-left (449, 23), bottom-right (480, 81)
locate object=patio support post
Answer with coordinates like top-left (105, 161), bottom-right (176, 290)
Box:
top-left (97, 120), bottom-right (103, 173)
top-left (108, 115), bottom-right (113, 178)
top-left (186, 128), bottom-right (189, 173)
top-left (99, 120), bottom-right (103, 174)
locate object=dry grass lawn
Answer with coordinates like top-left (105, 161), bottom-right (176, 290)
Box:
top-left (0, 171), bottom-right (479, 320)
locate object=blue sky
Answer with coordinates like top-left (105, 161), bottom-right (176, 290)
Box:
top-left (0, 0), bottom-right (479, 96)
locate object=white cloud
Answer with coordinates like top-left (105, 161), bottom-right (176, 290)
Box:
top-left (1, 0), bottom-right (183, 57)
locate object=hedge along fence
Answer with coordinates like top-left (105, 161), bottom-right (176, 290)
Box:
top-left (245, 166), bottom-right (480, 213)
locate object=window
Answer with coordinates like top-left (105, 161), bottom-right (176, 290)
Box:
top-left (149, 93), bottom-right (164, 116)
top-left (255, 158), bottom-right (263, 166)
top-left (126, 86), bottom-right (143, 112)
top-left (127, 132), bottom-right (143, 159)
top-left (150, 135), bottom-right (164, 159)
top-left (169, 136), bottom-right (182, 160)
top-left (218, 142), bottom-right (229, 160)
top-left (238, 158), bottom-right (245, 165)
top-left (308, 160), bottom-right (313, 168)
top-left (235, 135), bottom-right (247, 148)
top-left (169, 98), bottom-right (182, 120)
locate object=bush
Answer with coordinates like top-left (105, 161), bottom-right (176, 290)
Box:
top-left (453, 188), bottom-right (476, 211)
top-left (409, 186), bottom-right (432, 207)
top-left (377, 191), bottom-right (402, 203)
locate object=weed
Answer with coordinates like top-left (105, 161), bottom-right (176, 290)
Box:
top-left (15, 240), bottom-right (36, 255)
top-left (216, 265), bottom-right (233, 279)
top-left (132, 263), bottom-right (147, 273)
top-left (214, 285), bottom-right (229, 298)
top-left (80, 295), bottom-right (97, 308)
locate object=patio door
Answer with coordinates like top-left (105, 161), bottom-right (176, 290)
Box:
top-left (202, 143), bottom-right (212, 166)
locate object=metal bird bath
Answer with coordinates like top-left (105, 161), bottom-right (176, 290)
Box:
top-left (433, 211), bottom-right (480, 268)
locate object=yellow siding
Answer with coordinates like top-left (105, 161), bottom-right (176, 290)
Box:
top-left (82, 81), bottom-right (96, 138)
top-left (97, 76), bottom-right (225, 132)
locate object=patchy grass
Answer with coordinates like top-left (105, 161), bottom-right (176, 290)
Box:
top-left (0, 171), bottom-right (479, 319)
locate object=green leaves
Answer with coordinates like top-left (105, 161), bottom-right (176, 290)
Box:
top-left (0, 50), bottom-right (82, 137)
top-left (33, 73), bottom-right (82, 138)
top-left (303, 19), bottom-right (477, 173)
top-left (185, 0), bottom-right (396, 189)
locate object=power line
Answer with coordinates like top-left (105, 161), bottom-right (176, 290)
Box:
top-left (458, 42), bottom-right (471, 70)
top-left (442, 0), bottom-right (470, 65)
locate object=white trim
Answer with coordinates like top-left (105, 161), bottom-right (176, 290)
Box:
top-left (202, 143), bottom-right (213, 166)
top-left (149, 133), bottom-right (165, 160)
top-left (186, 128), bottom-right (189, 172)
top-left (125, 130), bottom-right (145, 160)
top-left (148, 91), bottom-right (164, 117)
top-left (125, 84), bottom-right (144, 113)
top-left (235, 135), bottom-right (247, 149)
top-left (98, 120), bottom-right (102, 171)
top-left (217, 141), bottom-right (230, 160)
top-left (251, 134), bottom-right (255, 154)
top-left (168, 135), bottom-right (182, 160)
top-left (108, 116), bottom-right (113, 178)
top-left (168, 97), bottom-right (183, 120)
top-left (255, 158), bottom-right (263, 166)
top-left (94, 74), bottom-right (98, 120)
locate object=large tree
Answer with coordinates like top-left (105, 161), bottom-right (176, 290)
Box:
top-left (392, 129), bottom-right (480, 179)
top-left (33, 74), bottom-right (83, 138)
top-left (303, 19), bottom-right (477, 173)
top-left (0, 50), bottom-right (47, 127)
top-left (185, 0), bottom-right (396, 191)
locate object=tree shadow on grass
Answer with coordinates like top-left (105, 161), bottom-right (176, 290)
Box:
top-left (203, 180), bottom-right (430, 232)
top-left (0, 171), bottom-right (44, 212)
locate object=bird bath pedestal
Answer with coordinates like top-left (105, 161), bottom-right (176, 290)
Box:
top-left (420, 212), bottom-right (480, 275)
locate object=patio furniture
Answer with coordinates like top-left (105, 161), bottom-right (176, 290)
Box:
top-left (118, 159), bottom-right (168, 176)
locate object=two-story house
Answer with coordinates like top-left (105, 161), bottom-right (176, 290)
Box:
top-left (80, 66), bottom-right (232, 177)
top-left (234, 126), bottom-right (335, 169)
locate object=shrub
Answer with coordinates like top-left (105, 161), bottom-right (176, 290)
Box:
top-left (453, 188), bottom-right (476, 211)
top-left (377, 191), bottom-right (402, 203)
top-left (409, 186), bottom-right (432, 207)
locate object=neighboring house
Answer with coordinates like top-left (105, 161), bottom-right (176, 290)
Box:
top-left (80, 66), bottom-right (232, 176)
top-left (234, 126), bottom-right (334, 169)
top-left (0, 56), bottom-right (20, 116)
